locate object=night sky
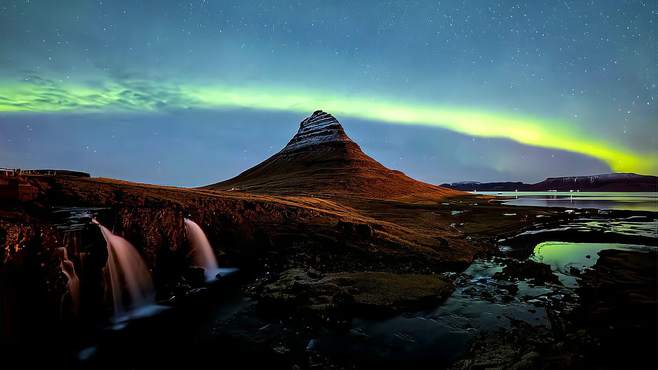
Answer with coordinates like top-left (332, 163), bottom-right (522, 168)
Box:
top-left (0, 0), bottom-right (656, 186)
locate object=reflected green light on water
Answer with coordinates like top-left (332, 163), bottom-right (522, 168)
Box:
top-left (531, 242), bottom-right (654, 287)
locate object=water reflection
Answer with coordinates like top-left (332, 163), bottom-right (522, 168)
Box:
top-left (531, 242), bottom-right (656, 287)
top-left (477, 191), bottom-right (658, 212)
top-left (517, 217), bottom-right (658, 239)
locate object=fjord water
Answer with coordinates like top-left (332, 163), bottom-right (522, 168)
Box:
top-left (478, 191), bottom-right (658, 212)
top-left (95, 221), bottom-right (157, 322)
top-left (184, 219), bottom-right (220, 280)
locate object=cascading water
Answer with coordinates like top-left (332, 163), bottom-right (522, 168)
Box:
top-left (93, 219), bottom-right (156, 323)
top-left (57, 247), bottom-right (80, 316)
top-left (184, 218), bottom-right (219, 280)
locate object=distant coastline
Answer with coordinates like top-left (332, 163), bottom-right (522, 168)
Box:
top-left (441, 173), bottom-right (657, 192)
top-left (0, 168), bottom-right (90, 178)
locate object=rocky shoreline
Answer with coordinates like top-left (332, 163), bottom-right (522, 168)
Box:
top-left (452, 248), bottom-right (656, 370)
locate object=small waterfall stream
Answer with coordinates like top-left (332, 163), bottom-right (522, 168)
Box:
top-left (94, 220), bottom-right (156, 323)
top-left (57, 247), bottom-right (80, 316)
top-left (184, 219), bottom-right (219, 280)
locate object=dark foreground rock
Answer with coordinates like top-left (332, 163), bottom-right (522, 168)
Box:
top-left (453, 249), bottom-right (657, 370)
top-left (573, 249), bottom-right (657, 369)
top-left (494, 259), bottom-right (562, 285)
top-left (260, 268), bottom-right (454, 319)
top-left (450, 320), bottom-right (570, 370)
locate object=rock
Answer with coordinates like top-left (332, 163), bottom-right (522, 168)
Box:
top-left (272, 344), bottom-right (290, 355)
top-left (337, 221), bottom-right (374, 239)
top-left (501, 283), bottom-right (519, 295)
top-left (182, 266), bottom-right (206, 286)
top-left (454, 250), bottom-right (657, 370)
top-left (462, 287), bottom-right (477, 296)
top-left (569, 266), bottom-right (581, 276)
top-left (479, 291), bottom-right (494, 302)
top-left (449, 323), bottom-right (557, 370)
top-left (509, 351), bottom-right (540, 370)
top-left (260, 268), bottom-right (454, 319)
top-left (573, 249), bottom-right (657, 368)
top-left (494, 259), bottom-right (561, 285)
top-left (0, 221), bottom-right (73, 341)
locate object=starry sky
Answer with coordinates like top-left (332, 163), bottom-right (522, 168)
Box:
top-left (0, 0), bottom-right (656, 186)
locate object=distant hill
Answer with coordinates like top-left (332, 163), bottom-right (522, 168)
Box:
top-left (442, 173), bottom-right (657, 192)
top-left (0, 168), bottom-right (90, 177)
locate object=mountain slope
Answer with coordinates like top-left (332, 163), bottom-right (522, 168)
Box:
top-left (207, 110), bottom-right (460, 200)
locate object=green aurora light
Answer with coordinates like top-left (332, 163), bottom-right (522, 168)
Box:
top-left (1, 80), bottom-right (655, 174)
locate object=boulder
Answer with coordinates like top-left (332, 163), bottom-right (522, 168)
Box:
top-left (260, 268), bottom-right (454, 319)
top-left (494, 259), bottom-right (561, 285)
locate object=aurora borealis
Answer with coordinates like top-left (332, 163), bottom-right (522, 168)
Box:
top-left (0, 0), bottom-right (656, 185)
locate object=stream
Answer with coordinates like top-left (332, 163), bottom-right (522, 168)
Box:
top-left (49, 207), bottom-right (657, 367)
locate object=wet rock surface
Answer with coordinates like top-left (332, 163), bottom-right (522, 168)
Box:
top-left (260, 268), bottom-right (454, 319)
top-left (452, 248), bottom-right (657, 370)
top-left (494, 259), bottom-right (562, 285)
top-left (573, 249), bottom-right (657, 368)
top-left (450, 320), bottom-right (573, 370)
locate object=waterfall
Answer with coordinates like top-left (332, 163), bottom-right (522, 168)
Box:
top-left (57, 247), bottom-right (80, 316)
top-left (93, 220), bottom-right (155, 322)
top-left (184, 218), bottom-right (219, 281)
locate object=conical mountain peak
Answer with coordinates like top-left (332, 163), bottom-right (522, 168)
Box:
top-left (208, 110), bottom-right (458, 200)
top-left (282, 110), bottom-right (353, 153)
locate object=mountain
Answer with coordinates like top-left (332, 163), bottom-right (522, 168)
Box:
top-left (528, 173), bottom-right (657, 192)
top-left (442, 173), bottom-right (657, 192)
top-left (207, 110), bottom-right (459, 200)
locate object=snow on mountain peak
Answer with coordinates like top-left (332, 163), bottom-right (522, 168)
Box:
top-left (281, 110), bottom-right (353, 152)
